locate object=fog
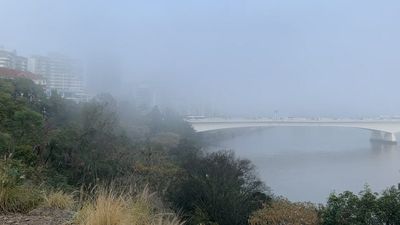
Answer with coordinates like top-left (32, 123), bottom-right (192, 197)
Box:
top-left (2, 0), bottom-right (400, 117)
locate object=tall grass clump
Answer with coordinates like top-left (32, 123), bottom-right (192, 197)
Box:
top-left (152, 214), bottom-right (185, 225)
top-left (0, 185), bottom-right (42, 213)
top-left (74, 188), bottom-right (126, 225)
top-left (43, 190), bottom-right (75, 210)
top-left (75, 186), bottom-right (184, 225)
top-left (125, 186), bottom-right (155, 225)
top-left (0, 156), bottom-right (42, 213)
top-left (125, 186), bottom-right (185, 225)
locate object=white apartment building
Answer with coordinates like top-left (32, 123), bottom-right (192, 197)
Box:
top-left (28, 54), bottom-right (88, 102)
top-left (0, 48), bottom-right (28, 71)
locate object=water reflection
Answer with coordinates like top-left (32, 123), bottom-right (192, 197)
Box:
top-left (206, 127), bottom-right (400, 203)
top-left (371, 141), bottom-right (397, 152)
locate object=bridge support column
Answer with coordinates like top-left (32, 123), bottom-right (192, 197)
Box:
top-left (370, 131), bottom-right (397, 144)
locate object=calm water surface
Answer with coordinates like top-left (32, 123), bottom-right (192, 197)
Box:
top-left (207, 127), bottom-right (400, 203)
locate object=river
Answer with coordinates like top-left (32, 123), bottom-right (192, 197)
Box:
top-left (206, 127), bottom-right (400, 203)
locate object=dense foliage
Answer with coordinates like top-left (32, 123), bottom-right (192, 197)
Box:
top-left (0, 78), bottom-right (269, 223)
top-left (0, 78), bottom-right (196, 188)
top-left (321, 186), bottom-right (400, 225)
top-left (3, 78), bottom-right (400, 225)
top-left (169, 151), bottom-right (269, 225)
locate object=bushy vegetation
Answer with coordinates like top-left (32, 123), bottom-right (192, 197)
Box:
top-left (3, 78), bottom-right (400, 225)
top-left (0, 156), bottom-right (42, 213)
top-left (0, 78), bottom-right (195, 188)
top-left (249, 198), bottom-right (319, 225)
top-left (0, 78), bottom-right (269, 224)
top-left (168, 151), bottom-right (269, 225)
top-left (320, 186), bottom-right (400, 225)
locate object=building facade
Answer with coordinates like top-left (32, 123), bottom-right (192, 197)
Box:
top-left (28, 54), bottom-right (88, 102)
top-left (0, 48), bottom-right (28, 71)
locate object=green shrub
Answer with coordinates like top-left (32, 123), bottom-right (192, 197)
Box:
top-left (0, 157), bottom-right (43, 213)
top-left (168, 151), bottom-right (269, 225)
top-left (0, 156), bottom-right (27, 188)
top-left (0, 132), bottom-right (11, 155)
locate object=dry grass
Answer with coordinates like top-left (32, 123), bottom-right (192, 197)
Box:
top-left (0, 156), bottom-right (42, 213)
top-left (152, 214), bottom-right (185, 225)
top-left (75, 189), bottom-right (126, 225)
top-left (43, 190), bottom-right (75, 210)
top-left (74, 186), bottom-right (184, 225)
top-left (125, 186), bottom-right (154, 225)
top-left (249, 198), bottom-right (319, 225)
top-left (0, 186), bottom-right (42, 213)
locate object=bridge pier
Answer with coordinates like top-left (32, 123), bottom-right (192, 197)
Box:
top-left (370, 131), bottom-right (397, 144)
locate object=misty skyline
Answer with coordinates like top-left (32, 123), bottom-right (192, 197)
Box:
top-left (1, 0), bottom-right (400, 117)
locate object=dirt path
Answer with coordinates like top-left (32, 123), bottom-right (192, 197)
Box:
top-left (0, 208), bottom-right (74, 225)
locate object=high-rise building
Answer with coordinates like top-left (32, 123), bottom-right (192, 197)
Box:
top-left (28, 54), bottom-right (88, 102)
top-left (135, 84), bottom-right (157, 111)
top-left (0, 48), bottom-right (28, 71)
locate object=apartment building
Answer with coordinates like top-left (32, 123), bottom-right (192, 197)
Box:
top-left (28, 54), bottom-right (88, 102)
top-left (0, 48), bottom-right (28, 71)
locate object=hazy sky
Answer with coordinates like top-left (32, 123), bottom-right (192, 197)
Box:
top-left (1, 0), bottom-right (400, 117)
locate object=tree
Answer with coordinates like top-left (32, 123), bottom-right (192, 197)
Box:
top-left (46, 94), bottom-right (131, 185)
top-left (321, 191), bottom-right (360, 225)
top-left (356, 187), bottom-right (379, 225)
top-left (321, 186), bottom-right (381, 225)
top-left (376, 186), bottom-right (400, 225)
top-left (168, 150), bottom-right (269, 225)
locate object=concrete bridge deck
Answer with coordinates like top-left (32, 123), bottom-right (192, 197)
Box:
top-left (187, 118), bottom-right (400, 144)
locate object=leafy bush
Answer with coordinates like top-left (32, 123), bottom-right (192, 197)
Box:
top-left (0, 132), bottom-right (11, 155)
top-left (0, 156), bottom-right (26, 187)
top-left (376, 186), bottom-right (400, 224)
top-left (168, 150), bottom-right (269, 225)
top-left (320, 185), bottom-right (400, 225)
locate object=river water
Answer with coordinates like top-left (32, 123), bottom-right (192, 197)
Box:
top-left (207, 127), bottom-right (400, 203)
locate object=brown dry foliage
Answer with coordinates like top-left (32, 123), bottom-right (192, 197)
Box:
top-left (74, 186), bottom-right (184, 225)
top-left (249, 198), bottom-right (319, 225)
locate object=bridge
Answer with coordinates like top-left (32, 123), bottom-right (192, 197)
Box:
top-left (187, 118), bottom-right (400, 144)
